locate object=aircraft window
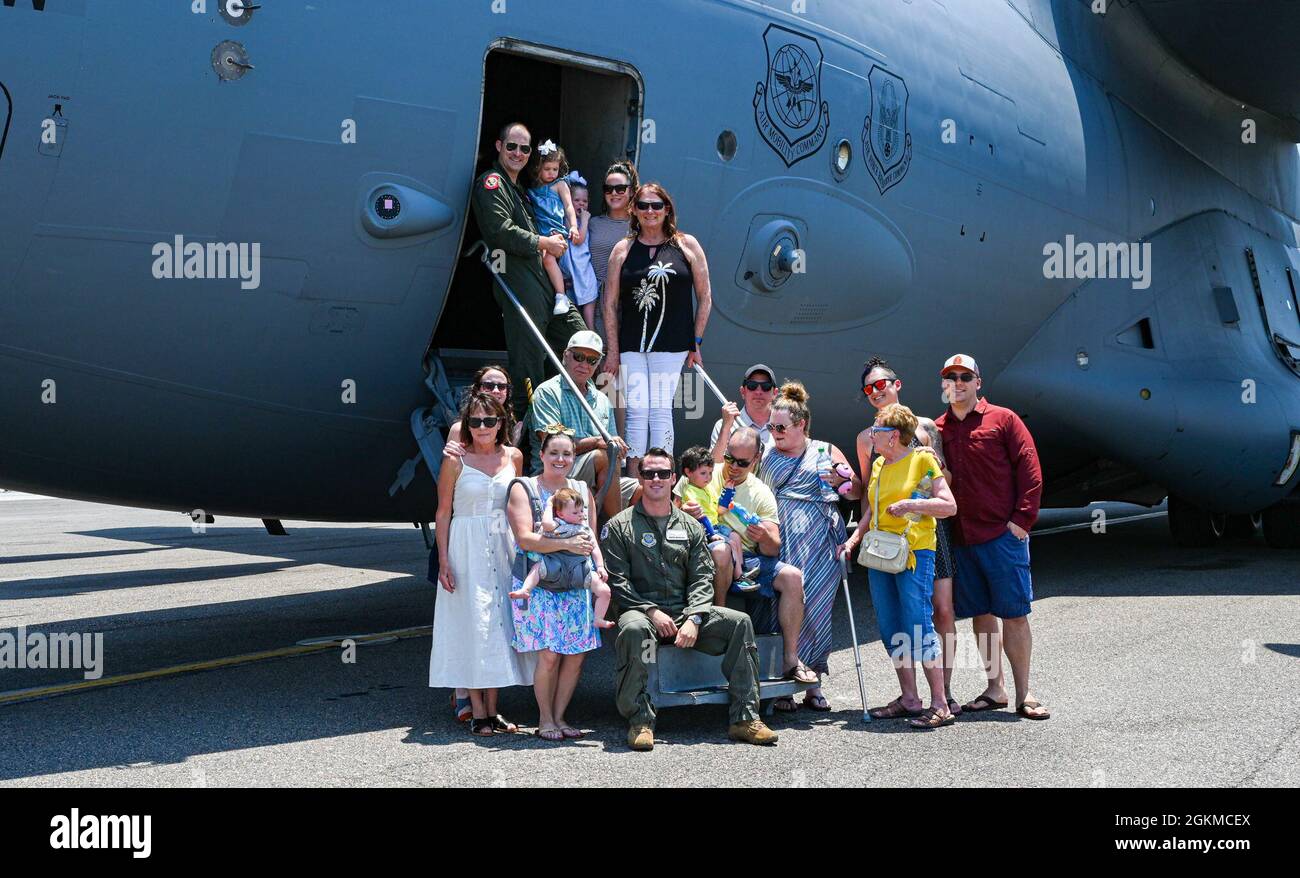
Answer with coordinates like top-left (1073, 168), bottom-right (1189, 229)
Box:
top-left (717, 130), bottom-right (737, 162)
top-left (831, 139), bottom-right (851, 180)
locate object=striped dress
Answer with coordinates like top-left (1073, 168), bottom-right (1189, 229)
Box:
top-left (761, 443), bottom-right (848, 674)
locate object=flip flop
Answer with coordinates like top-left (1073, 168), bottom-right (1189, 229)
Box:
top-left (772, 696), bottom-right (799, 713)
top-left (961, 695), bottom-right (1009, 712)
top-left (534, 728), bottom-right (564, 741)
top-left (1017, 700), bottom-right (1051, 720)
top-left (946, 697), bottom-right (963, 717)
top-left (869, 697), bottom-right (924, 720)
top-left (782, 662), bottom-right (818, 684)
top-left (802, 694), bottom-right (831, 712)
top-left (908, 707), bottom-right (957, 729)
top-left (559, 726), bottom-right (585, 739)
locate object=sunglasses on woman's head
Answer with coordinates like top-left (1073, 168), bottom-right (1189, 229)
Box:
top-left (603, 183), bottom-right (630, 194)
top-left (504, 142), bottom-right (532, 154)
top-left (640, 469), bottom-right (675, 481)
top-left (468, 416), bottom-right (500, 429)
top-left (635, 200), bottom-right (665, 211)
top-left (863, 378), bottom-right (896, 394)
top-left (479, 381), bottom-right (509, 392)
top-left (723, 453), bottom-right (753, 468)
top-left (743, 379), bottom-right (775, 392)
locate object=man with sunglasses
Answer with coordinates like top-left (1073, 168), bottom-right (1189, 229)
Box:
top-left (602, 447), bottom-right (778, 750)
top-left (527, 331), bottom-right (635, 520)
top-left (471, 121), bottom-right (587, 416)
top-left (934, 354), bottom-right (1050, 721)
top-left (708, 364), bottom-right (779, 474)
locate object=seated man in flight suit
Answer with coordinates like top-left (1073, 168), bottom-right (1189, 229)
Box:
top-left (601, 446), bottom-right (779, 752)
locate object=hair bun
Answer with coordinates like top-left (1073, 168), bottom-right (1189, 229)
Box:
top-left (779, 380), bottom-right (807, 404)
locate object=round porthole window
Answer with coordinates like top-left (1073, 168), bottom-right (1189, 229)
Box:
top-left (831, 139), bottom-right (852, 181)
top-left (716, 130), bottom-right (737, 162)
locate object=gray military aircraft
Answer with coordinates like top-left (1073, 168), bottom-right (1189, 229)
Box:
top-left (1, 0), bottom-right (1298, 549)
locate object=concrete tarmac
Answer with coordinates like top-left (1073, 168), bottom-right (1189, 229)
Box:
top-left (1, 494), bottom-right (1297, 787)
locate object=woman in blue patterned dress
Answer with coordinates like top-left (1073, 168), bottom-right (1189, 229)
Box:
top-left (761, 381), bottom-right (862, 711)
top-left (505, 429), bottom-right (604, 741)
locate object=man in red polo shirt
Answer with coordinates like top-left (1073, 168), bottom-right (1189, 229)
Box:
top-left (935, 354), bottom-right (1050, 720)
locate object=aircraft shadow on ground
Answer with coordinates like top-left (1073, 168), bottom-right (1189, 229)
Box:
top-left (0, 518), bottom-right (1293, 780)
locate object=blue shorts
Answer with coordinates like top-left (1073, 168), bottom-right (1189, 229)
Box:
top-left (731, 551), bottom-right (788, 598)
top-left (952, 529), bottom-right (1033, 619)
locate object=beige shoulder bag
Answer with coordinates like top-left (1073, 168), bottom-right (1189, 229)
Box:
top-left (856, 467), bottom-right (911, 573)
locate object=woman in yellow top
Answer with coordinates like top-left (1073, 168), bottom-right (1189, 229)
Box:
top-left (842, 403), bottom-right (958, 729)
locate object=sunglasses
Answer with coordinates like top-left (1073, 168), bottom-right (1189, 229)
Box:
top-left (479, 381), bottom-right (509, 392)
top-left (743, 379), bottom-right (775, 392)
top-left (943, 372), bottom-right (976, 383)
top-left (603, 183), bottom-right (630, 194)
top-left (769, 423), bottom-right (796, 434)
top-left (863, 378), bottom-right (896, 394)
top-left (504, 142), bottom-right (532, 154)
top-left (569, 352), bottom-right (601, 366)
top-left (640, 469), bottom-right (675, 481)
top-left (468, 416), bottom-right (500, 429)
top-left (724, 453), bottom-right (753, 468)
top-left (635, 200), bottom-right (665, 211)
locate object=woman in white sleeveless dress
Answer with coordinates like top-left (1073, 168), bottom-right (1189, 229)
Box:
top-left (429, 393), bottom-right (535, 735)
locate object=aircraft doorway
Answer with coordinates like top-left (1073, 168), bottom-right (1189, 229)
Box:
top-left (428, 45), bottom-right (642, 371)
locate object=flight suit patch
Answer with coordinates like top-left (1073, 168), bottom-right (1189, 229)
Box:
top-left (641, 532), bottom-right (657, 548)
top-left (483, 173), bottom-right (501, 191)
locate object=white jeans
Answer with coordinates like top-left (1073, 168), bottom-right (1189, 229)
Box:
top-left (621, 350), bottom-right (689, 458)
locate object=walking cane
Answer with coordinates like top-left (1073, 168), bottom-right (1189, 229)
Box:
top-left (466, 241), bottom-right (621, 509)
top-left (691, 362), bottom-right (729, 407)
top-left (840, 553), bottom-right (871, 722)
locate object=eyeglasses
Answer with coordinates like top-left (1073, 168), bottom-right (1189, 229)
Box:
top-left (504, 142), bottom-right (532, 154)
top-left (569, 352), bottom-right (601, 366)
top-left (769, 423), bottom-right (796, 434)
top-left (943, 372), bottom-right (976, 383)
top-left (640, 469), bottom-right (675, 481)
top-left (863, 378), bottom-right (896, 394)
top-left (743, 380), bottom-right (775, 392)
top-left (635, 200), bottom-right (665, 211)
top-left (468, 416), bottom-right (500, 429)
top-left (479, 381), bottom-right (509, 392)
top-left (724, 453), bottom-right (753, 468)
top-left (603, 183), bottom-right (630, 194)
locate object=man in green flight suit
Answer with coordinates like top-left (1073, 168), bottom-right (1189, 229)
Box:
top-left (601, 446), bottom-right (779, 751)
top-left (470, 121), bottom-right (588, 417)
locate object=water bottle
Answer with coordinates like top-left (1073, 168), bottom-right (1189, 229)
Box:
top-left (816, 443), bottom-right (834, 493)
top-left (905, 473), bottom-right (933, 523)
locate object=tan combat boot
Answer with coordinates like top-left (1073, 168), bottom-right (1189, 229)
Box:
top-left (627, 724), bottom-right (655, 751)
top-left (728, 719), bottom-right (779, 745)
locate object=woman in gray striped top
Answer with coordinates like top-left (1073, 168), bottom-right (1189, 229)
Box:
top-left (586, 160), bottom-right (638, 344)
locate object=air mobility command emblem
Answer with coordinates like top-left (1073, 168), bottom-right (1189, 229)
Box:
top-left (754, 24), bottom-right (830, 167)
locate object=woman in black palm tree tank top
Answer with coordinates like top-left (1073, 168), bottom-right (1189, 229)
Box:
top-left (602, 183), bottom-right (715, 474)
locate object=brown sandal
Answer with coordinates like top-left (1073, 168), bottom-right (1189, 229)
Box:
top-left (869, 697), bottom-right (924, 720)
top-left (908, 707), bottom-right (957, 729)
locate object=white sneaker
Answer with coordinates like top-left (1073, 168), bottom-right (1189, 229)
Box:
top-left (552, 295), bottom-right (569, 315)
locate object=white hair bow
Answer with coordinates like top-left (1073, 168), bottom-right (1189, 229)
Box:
top-left (537, 140), bottom-right (558, 156)
top-left (565, 171), bottom-right (587, 186)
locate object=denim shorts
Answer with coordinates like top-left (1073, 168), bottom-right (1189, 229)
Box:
top-left (952, 529), bottom-right (1033, 619)
top-left (730, 551), bottom-right (788, 598)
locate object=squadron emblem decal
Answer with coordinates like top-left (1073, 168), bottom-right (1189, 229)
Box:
top-left (862, 65), bottom-right (912, 194)
top-left (754, 24), bottom-right (830, 167)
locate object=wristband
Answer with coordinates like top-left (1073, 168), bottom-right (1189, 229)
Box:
top-left (694, 337), bottom-right (704, 346)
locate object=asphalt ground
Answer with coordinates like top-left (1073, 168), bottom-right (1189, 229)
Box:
top-left (1, 492), bottom-right (1297, 787)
